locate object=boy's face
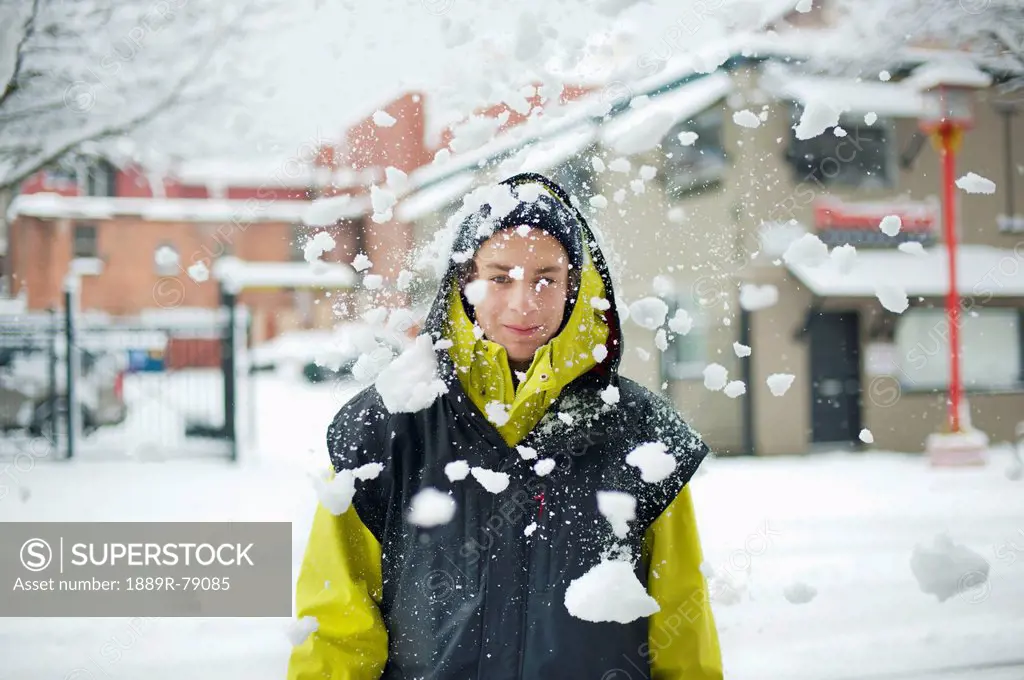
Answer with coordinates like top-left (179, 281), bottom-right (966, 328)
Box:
top-left (468, 227), bottom-right (571, 369)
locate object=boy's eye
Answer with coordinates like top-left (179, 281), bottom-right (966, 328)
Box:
top-left (490, 276), bottom-right (510, 284)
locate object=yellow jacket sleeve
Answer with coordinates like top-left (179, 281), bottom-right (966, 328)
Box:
top-left (287, 503), bottom-right (389, 680)
top-left (644, 486), bottom-right (723, 680)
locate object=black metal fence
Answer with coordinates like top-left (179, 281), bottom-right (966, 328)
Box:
top-left (0, 297), bottom-right (244, 462)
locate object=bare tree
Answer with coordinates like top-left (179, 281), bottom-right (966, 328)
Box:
top-left (0, 0), bottom-right (287, 194)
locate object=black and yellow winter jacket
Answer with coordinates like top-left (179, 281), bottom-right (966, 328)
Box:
top-left (288, 173), bottom-right (722, 679)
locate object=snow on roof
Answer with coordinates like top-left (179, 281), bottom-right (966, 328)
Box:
top-left (788, 244), bottom-right (1024, 299)
top-left (212, 257), bottom-right (357, 292)
top-left (395, 172), bottom-right (477, 224)
top-left (759, 62), bottom-right (926, 118)
top-left (408, 93), bottom-right (602, 193)
top-left (500, 124), bottom-right (599, 176)
top-left (170, 158), bottom-right (377, 190)
top-left (600, 72), bottom-right (733, 154)
top-left (8, 193), bottom-right (370, 224)
top-left (903, 60), bottom-right (993, 91)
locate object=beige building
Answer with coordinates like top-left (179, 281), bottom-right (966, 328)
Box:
top-left (395, 48), bottom-right (1024, 456)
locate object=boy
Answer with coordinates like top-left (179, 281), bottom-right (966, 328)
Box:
top-left (289, 172), bottom-right (721, 679)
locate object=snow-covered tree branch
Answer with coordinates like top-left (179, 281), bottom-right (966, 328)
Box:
top-left (827, 0), bottom-right (1024, 92)
top-left (0, 0), bottom-right (288, 192)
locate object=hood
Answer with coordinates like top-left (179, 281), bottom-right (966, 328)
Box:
top-left (420, 173), bottom-right (625, 447)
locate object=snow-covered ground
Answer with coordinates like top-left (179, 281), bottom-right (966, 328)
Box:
top-left (1, 373), bottom-right (1023, 679)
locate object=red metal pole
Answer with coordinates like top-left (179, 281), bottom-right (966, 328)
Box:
top-left (941, 124), bottom-right (962, 432)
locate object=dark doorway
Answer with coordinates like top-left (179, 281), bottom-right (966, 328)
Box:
top-left (808, 312), bottom-right (862, 445)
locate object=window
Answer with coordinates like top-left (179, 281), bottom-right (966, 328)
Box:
top-left (550, 150), bottom-right (597, 204)
top-left (662, 297), bottom-right (707, 380)
top-left (290, 224), bottom-right (308, 263)
top-left (661, 108), bottom-right (728, 198)
top-left (73, 224), bottom-right (98, 258)
top-left (894, 307), bottom-right (1023, 391)
top-left (85, 160), bottom-right (117, 197)
top-left (43, 165), bottom-right (78, 189)
top-left (785, 107), bottom-right (893, 189)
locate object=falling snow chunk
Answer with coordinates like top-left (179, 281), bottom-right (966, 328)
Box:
top-left (703, 363), bottom-right (728, 391)
top-left (600, 385), bottom-right (620, 405)
top-left (464, 279), bottom-right (488, 305)
top-left (375, 335), bottom-right (448, 413)
top-left (371, 185), bottom-right (397, 224)
top-left (676, 130), bottom-right (699, 146)
top-left (668, 309), bottom-right (694, 335)
top-left (613, 189), bottom-right (627, 204)
top-left (286, 616), bottom-right (319, 647)
top-left (639, 165), bottom-right (657, 181)
top-left (524, 522), bottom-right (538, 537)
top-left (353, 463), bottom-right (383, 481)
top-left (879, 71), bottom-right (891, 82)
top-left (597, 490), bottom-right (636, 539)
top-left (313, 469), bottom-right (356, 516)
top-left (516, 445), bottom-right (538, 461)
top-left (956, 172), bottom-right (996, 195)
top-left (724, 380), bottom-right (746, 398)
top-left (830, 244), bottom-right (858, 275)
top-left (655, 329), bottom-right (669, 352)
top-left (628, 298), bottom-right (669, 330)
top-left (859, 428), bottom-right (874, 444)
top-left (188, 261), bottom-right (209, 283)
top-left (626, 442), bottom-right (676, 484)
top-left (534, 459), bottom-right (556, 477)
top-left (304, 231), bottom-right (337, 264)
top-left (667, 207), bottom-right (686, 224)
top-left (591, 156), bottom-right (606, 173)
top-left (876, 283), bottom-right (909, 313)
top-left (898, 241), bottom-right (926, 256)
top-left (733, 110), bottom-right (762, 129)
top-left (470, 466), bottom-right (510, 494)
top-left (783, 582), bottom-right (817, 604)
top-left (450, 115), bottom-right (503, 154)
top-left (589, 195), bottom-right (608, 209)
top-left (396, 269), bottom-right (415, 291)
top-left (558, 412), bottom-right (574, 426)
top-left (783, 233), bottom-right (830, 267)
top-left (593, 344), bottom-right (609, 363)
top-left (910, 533), bottom-right (990, 603)
top-left (738, 284), bottom-right (778, 311)
top-left (880, 215), bottom-right (902, 237)
top-left (351, 253), bottom-right (372, 272)
top-left (590, 297), bottom-right (611, 311)
top-left (445, 460), bottom-right (470, 482)
top-left (608, 158), bottom-right (631, 173)
top-left (834, 127), bottom-right (847, 137)
top-left (565, 559), bottom-right (659, 623)
top-left (385, 166), bottom-right (408, 191)
top-left (372, 110), bottom-right (396, 127)
top-left (652, 275), bottom-right (675, 298)
top-left (795, 0), bottom-right (813, 12)
top-left (515, 224), bottom-right (532, 238)
top-left (155, 245), bottom-right (179, 269)
top-left (408, 487), bottom-right (457, 528)
top-left (363, 274), bottom-right (384, 290)
top-left (304, 195), bottom-right (354, 227)
top-left (767, 373), bottom-right (795, 396)
top-left (485, 401), bottom-right (511, 426)
top-left (508, 266), bottom-right (525, 281)
top-left (864, 112), bottom-right (878, 125)
top-left (629, 179), bottom-right (646, 195)
top-left (733, 342), bottom-right (751, 358)
top-left (795, 98), bottom-right (843, 141)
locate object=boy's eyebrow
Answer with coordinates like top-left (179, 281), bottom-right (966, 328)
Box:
top-left (481, 263), bottom-right (563, 275)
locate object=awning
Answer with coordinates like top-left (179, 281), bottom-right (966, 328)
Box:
top-left (759, 62), bottom-right (925, 118)
top-left (213, 257), bottom-right (356, 292)
top-left (600, 72), bottom-right (734, 155)
top-left (788, 244), bottom-right (1024, 299)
